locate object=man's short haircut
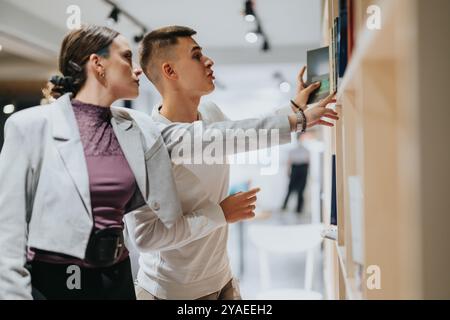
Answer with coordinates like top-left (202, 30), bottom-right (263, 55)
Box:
top-left (139, 26), bottom-right (197, 85)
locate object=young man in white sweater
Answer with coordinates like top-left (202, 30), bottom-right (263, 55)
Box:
top-left (135, 26), bottom-right (337, 300)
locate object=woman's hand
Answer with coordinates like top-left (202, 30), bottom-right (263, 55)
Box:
top-left (219, 188), bottom-right (260, 223)
top-left (292, 66), bottom-right (321, 110)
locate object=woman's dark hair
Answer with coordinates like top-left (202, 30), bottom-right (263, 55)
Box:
top-left (43, 25), bottom-right (119, 99)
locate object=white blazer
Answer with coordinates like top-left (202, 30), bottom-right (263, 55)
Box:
top-left (0, 93), bottom-right (292, 299)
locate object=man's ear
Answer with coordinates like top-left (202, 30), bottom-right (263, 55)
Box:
top-left (161, 62), bottom-right (177, 80)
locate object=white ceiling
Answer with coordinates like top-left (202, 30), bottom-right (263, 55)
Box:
top-left (117, 0), bottom-right (321, 47)
top-left (0, 0), bottom-right (322, 90)
top-left (3, 0), bottom-right (321, 48)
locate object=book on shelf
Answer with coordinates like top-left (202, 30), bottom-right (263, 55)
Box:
top-left (338, 0), bottom-right (348, 79)
top-left (347, 0), bottom-right (355, 60)
top-left (334, 17), bottom-right (339, 89)
top-left (306, 46), bottom-right (331, 104)
top-left (329, 22), bottom-right (336, 93)
top-left (321, 154), bottom-right (338, 241)
top-left (331, 154), bottom-right (338, 226)
top-left (328, 17), bottom-right (340, 93)
top-left (328, 0), bottom-right (352, 93)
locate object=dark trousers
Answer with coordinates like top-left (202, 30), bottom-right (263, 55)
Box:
top-left (30, 257), bottom-right (136, 300)
top-left (282, 164), bottom-right (309, 213)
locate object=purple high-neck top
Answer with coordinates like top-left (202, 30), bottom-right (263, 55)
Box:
top-left (30, 100), bottom-right (137, 267)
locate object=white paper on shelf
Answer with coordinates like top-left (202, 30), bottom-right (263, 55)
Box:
top-left (348, 176), bottom-right (364, 265)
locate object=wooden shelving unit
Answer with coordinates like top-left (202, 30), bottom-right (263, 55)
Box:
top-left (321, 0), bottom-right (450, 299)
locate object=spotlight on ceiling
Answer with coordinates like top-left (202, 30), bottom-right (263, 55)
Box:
top-left (273, 72), bottom-right (290, 92)
top-left (244, 0), bottom-right (255, 22)
top-left (279, 81), bottom-right (291, 93)
top-left (245, 14), bottom-right (255, 22)
top-left (245, 32), bottom-right (258, 44)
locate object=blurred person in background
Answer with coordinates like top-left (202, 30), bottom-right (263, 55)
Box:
top-left (282, 134), bottom-right (311, 214)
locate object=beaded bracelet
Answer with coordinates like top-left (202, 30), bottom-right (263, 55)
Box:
top-left (290, 99), bottom-right (305, 111)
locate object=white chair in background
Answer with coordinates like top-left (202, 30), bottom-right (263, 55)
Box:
top-left (248, 223), bottom-right (324, 300)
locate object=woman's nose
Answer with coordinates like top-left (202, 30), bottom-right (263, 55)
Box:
top-left (134, 68), bottom-right (143, 77)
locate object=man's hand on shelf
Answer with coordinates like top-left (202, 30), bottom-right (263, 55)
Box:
top-left (292, 65), bottom-right (321, 110)
top-left (304, 93), bottom-right (338, 128)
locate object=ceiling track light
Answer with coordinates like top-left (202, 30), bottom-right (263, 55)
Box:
top-left (244, 0), bottom-right (256, 22)
top-left (242, 0), bottom-right (271, 52)
top-left (108, 6), bottom-right (120, 23)
top-left (104, 0), bottom-right (149, 43)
